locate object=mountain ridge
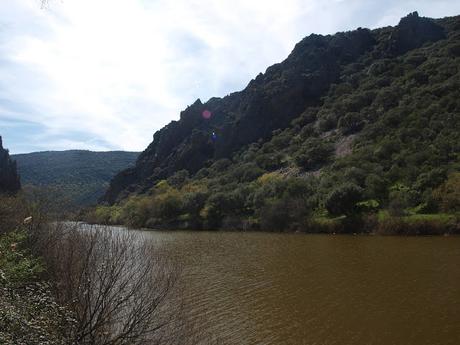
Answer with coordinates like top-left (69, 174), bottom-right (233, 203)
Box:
top-left (103, 12), bottom-right (455, 205)
top-left (14, 150), bottom-right (139, 206)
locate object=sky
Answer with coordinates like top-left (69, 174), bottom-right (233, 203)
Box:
top-left (1, 0), bottom-right (460, 154)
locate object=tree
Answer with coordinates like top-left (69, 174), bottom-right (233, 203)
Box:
top-left (364, 174), bottom-right (388, 200)
top-left (201, 192), bottom-right (240, 228)
top-left (433, 173), bottom-right (460, 213)
top-left (338, 112), bottom-right (364, 134)
top-left (259, 197), bottom-right (312, 231)
top-left (325, 184), bottom-right (363, 216)
top-left (259, 198), bottom-right (292, 231)
top-left (294, 139), bottom-right (334, 170)
top-left (0, 136), bottom-right (21, 194)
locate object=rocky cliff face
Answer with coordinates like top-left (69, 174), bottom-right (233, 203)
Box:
top-left (103, 12), bottom-right (447, 204)
top-left (0, 136), bottom-right (21, 194)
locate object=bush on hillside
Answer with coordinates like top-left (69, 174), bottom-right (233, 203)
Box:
top-left (325, 184), bottom-right (364, 216)
top-left (433, 172), bottom-right (460, 212)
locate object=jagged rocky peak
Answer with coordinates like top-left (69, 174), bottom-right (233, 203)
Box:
top-left (289, 27), bottom-right (376, 66)
top-left (388, 11), bottom-right (446, 54)
top-left (180, 99), bottom-right (203, 120)
top-left (0, 135), bottom-right (21, 194)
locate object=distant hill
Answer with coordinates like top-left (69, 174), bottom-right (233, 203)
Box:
top-left (13, 150), bottom-right (139, 207)
top-left (97, 12), bottom-right (460, 231)
top-left (0, 136), bottom-right (21, 194)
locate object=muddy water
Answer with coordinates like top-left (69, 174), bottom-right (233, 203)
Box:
top-left (134, 230), bottom-right (460, 345)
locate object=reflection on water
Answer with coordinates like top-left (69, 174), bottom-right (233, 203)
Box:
top-left (131, 229), bottom-right (460, 345)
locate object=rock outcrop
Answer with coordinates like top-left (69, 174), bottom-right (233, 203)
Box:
top-left (0, 136), bottom-right (21, 194)
top-left (386, 12), bottom-right (446, 55)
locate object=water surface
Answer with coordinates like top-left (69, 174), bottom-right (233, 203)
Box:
top-left (134, 230), bottom-right (460, 345)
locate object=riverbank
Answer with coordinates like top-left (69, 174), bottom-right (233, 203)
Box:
top-left (309, 212), bottom-right (460, 235)
top-left (84, 171), bottom-right (460, 234)
top-left (83, 210), bottom-right (460, 235)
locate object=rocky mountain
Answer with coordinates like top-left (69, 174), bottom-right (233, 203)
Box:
top-left (14, 150), bottom-right (139, 207)
top-left (0, 136), bottom-right (21, 194)
top-left (95, 12), bottom-right (460, 232)
top-left (104, 12), bottom-right (456, 204)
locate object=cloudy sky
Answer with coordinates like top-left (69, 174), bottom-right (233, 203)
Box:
top-left (1, 0), bottom-right (459, 154)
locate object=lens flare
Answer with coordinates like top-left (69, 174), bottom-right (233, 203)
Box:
top-left (202, 110), bottom-right (212, 119)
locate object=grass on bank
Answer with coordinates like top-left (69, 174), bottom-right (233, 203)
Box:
top-left (377, 210), bottom-right (457, 223)
top-left (308, 210), bottom-right (459, 235)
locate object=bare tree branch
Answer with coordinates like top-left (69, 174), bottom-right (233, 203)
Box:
top-left (39, 223), bottom-right (181, 345)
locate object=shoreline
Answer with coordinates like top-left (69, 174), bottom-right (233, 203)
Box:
top-left (81, 214), bottom-right (460, 236)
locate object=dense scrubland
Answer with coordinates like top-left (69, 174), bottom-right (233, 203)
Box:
top-left (91, 13), bottom-right (460, 234)
top-left (87, 171), bottom-right (460, 234)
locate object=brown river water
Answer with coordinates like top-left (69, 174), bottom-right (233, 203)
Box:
top-left (130, 229), bottom-right (460, 345)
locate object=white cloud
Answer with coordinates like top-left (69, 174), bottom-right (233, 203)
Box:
top-left (1, 0), bottom-right (460, 153)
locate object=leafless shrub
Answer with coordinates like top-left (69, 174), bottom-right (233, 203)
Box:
top-left (40, 223), bottom-right (180, 345)
top-left (0, 191), bottom-right (206, 344)
top-left (0, 190), bottom-right (57, 236)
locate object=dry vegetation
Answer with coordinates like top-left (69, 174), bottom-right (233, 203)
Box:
top-left (0, 195), bottom-right (185, 345)
top-left (42, 223), bottom-right (180, 345)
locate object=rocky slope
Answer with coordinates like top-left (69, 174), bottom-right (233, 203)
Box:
top-left (103, 12), bottom-right (459, 216)
top-left (103, 12), bottom-right (453, 204)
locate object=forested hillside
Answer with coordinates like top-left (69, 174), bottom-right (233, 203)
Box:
top-left (14, 150), bottom-right (139, 207)
top-left (0, 136), bottom-right (20, 194)
top-left (96, 13), bottom-right (460, 232)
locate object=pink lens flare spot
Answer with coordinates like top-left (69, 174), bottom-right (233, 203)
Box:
top-left (202, 110), bottom-right (212, 119)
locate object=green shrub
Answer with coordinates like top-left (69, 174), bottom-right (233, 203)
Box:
top-left (231, 163), bottom-right (265, 182)
top-left (325, 184), bottom-right (364, 216)
top-left (294, 139), bottom-right (334, 169)
top-left (338, 112), bottom-right (364, 134)
top-left (259, 197), bottom-right (312, 231)
top-left (433, 172), bottom-right (460, 213)
top-left (167, 169), bottom-right (189, 188)
top-left (119, 196), bottom-right (151, 228)
top-left (0, 231), bottom-right (44, 285)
